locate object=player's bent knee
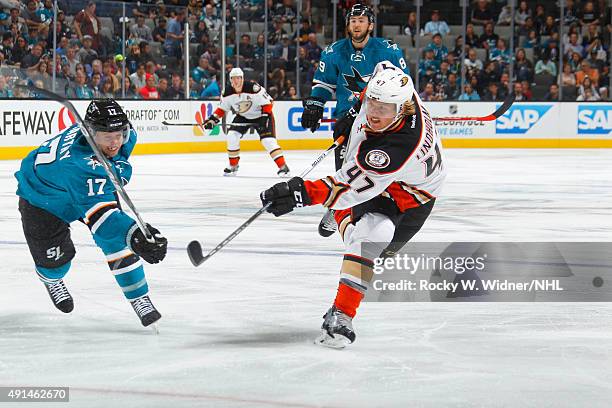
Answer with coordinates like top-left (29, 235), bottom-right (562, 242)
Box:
top-left (260, 137), bottom-right (280, 152)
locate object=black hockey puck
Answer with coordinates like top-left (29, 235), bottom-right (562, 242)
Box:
top-left (592, 276), bottom-right (604, 288)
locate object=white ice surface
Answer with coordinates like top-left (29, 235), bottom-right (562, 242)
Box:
top-left (1, 149), bottom-right (612, 408)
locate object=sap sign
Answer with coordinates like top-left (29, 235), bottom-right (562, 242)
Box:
top-left (577, 105), bottom-right (611, 135)
top-left (288, 107), bottom-right (335, 132)
top-left (496, 105), bottom-right (552, 134)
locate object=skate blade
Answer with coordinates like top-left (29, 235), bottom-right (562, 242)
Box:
top-left (277, 172), bottom-right (292, 178)
top-left (314, 330), bottom-right (350, 349)
top-left (223, 172), bottom-right (238, 177)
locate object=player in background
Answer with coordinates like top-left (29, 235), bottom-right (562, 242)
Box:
top-left (262, 61), bottom-right (445, 348)
top-left (15, 99), bottom-right (168, 327)
top-left (203, 68), bottom-right (291, 177)
top-left (300, 3), bottom-right (411, 237)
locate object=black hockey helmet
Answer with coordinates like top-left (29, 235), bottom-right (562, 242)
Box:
top-left (345, 4), bottom-right (375, 25)
top-left (84, 99), bottom-right (131, 143)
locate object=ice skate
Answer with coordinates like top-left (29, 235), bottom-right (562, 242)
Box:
top-left (277, 164), bottom-right (291, 178)
top-left (315, 306), bottom-right (356, 349)
top-left (223, 165), bottom-right (239, 176)
top-left (43, 279), bottom-right (74, 313)
top-left (318, 209), bottom-right (337, 237)
top-left (130, 295), bottom-right (161, 327)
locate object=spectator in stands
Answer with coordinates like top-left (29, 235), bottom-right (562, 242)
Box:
top-left (153, 18), bottom-right (167, 44)
top-left (424, 10), bottom-right (450, 37)
top-left (561, 64), bottom-right (577, 87)
top-left (166, 72), bottom-right (185, 99)
top-left (578, 1), bottom-right (600, 26)
top-left (22, 0), bottom-right (44, 39)
top-left (482, 82), bottom-right (503, 101)
top-left (283, 85), bottom-right (298, 100)
top-left (576, 60), bottom-right (599, 87)
top-left (90, 59), bottom-right (103, 80)
top-left (191, 20), bottom-right (207, 44)
top-left (418, 48), bottom-right (440, 84)
top-left (586, 48), bottom-right (604, 71)
top-left (540, 15), bottom-right (558, 36)
top-left (31, 59), bottom-right (52, 90)
top-left (500, 72), bottom-right (510, 91)
top-left (56, 10), bottom-right (73, 39)
top-left (471, 0), bottom-right (494, 26)
top-left (489, 39), bottom-right (511, 68)
top-left (64, 46), bottom-right (79, 75)
top-left (164, 9), bottom-right (185, 59)
top-left (192, 56), bottom-right (212, 85)
top-left (238, 34), bottom-right (256, 61)
top-left (272, 34), bottom-right (296, 69)
top-left (464, 48), bottom-right (483, 76)
top-left (403, 11), bottom-right (417, 47)
top-left (268, 17), bottom-right (286, 46)
top-left (577, 76), bottom-right (600, 100)
top-left (131, 16), bottom-right (153, 42)
top-left (513, 82), bottom-right (526, 101)
top-left (446, 52), bottom-right (460, 74)
top-left (568, 51), bottom-right (582, 71)
top-left (304, 33), bottom-right (322, 63)
top-left (78, 35), bottom-right (99, 66)
top-left (458, 83), bottom-right (480, 100)
top-left (202, 4), bottom-right (222, 43)
top-left (200, 75), bottom-right (221, 98)
top-left (140, 41), bottom-right (155, 64)
top-left (514, 48), bottom-right (534, 82)
top-left (518, 17), bottom-right (536, 38)
top-left (125, 43), bottom-right (142, 73)
top-left (90, 72), bottom-right (102, 97)
top-left (523, 30), bottom-right (540, 53)
top-left (521, 80), bottom-right (532, 100)
top-left (534, 52), bottom-right (556, 77)
top-left (533, 4), bottom-right (547, 33)
top-left (451, 35), bottom-right (464, 58)
top-left (479, 22), bottom-right (499, 51)
top-left (0, 32), bottom-right (15, 65)
top-left (480, 61), bottom-right (501, 87)
top-left (74, 1), bottom-right (103, 53)
top-left (98, 78), bottom-right (113, 98)
top-left (4, 8), bottom-right (28, 39)
top-left (464, 23), bottom-right (480, 48)
top-left (294, 20), bottom-right (315, 46)
top-left (129, 63), bottom-right (147, 90)
top-left (565, 32), bottom-right (584, 57)
top-left (54, 36), bottom-right (70, 58)
top-left (139, 73), bottom-right (160, 99)
top-left (444, 72), bottom-right (461, 100)
top-left (544, 83), bottom-right (559, 101)
top-left (102, 60), bottom-right (120, 92)
top-left (434, 61), bottom-right (451, 87)
top-left (58, 62), bottom-right (74, 88)
top-left (497, 4), bottom-right (513, 26)
top-left (275, 0), bottom-right (297, 24)
top-left (254, 33), bottom-right (267, 60)
top-left (419, 82), bottom-right (437, 101)
top-left (20, 43), bottom-right (43, 69)
top-left (0, 75), bottom-right (13, 97)
top-left (428, 33), bottom-right (448, 62)
top-left (116, 76), bottom-right (139, 99)
top-left (577, 86), bottom-right (601, 101)
top-left (67, 69), bottom-right (94, 98)
top-left (156, 77), bottom-right (170, 98)
top-left (515, 0), bottom-right (532, 27)
top-left (144, 61), bottom-right (159, 85)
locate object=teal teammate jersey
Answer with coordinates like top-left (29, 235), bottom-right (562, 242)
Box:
top-left (15, 125), bottom-right (137, 246)
top-left (311, 37), bottom-right (410, 118)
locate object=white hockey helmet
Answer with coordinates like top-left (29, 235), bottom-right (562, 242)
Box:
top-left (365, 61), bottom-right (415, 131)
top-left (229, 67), bottom-right (244, 78)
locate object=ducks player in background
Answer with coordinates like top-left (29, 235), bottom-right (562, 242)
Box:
top-left (203, 68), bottom-right (291, 177)
top-left (262, 61), bottom-right (445, 348)
top-left (15, 99), bottom-right (168, 327)
top-left (300, 3), bottom-right (411, 238)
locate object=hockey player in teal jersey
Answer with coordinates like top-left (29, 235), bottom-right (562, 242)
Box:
top-left (15, 99), bottom-right (167, 327)
top-left (300, 4), bottom-right (411, 237)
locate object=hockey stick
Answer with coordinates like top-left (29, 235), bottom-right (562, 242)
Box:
top-left (187, 135), bottom-right (346, 267)
top-left (162, 120), bottom-right (255, 127)
top-left (319, 93), bottom-right (516, 123)
top-left (17, 85), bottom-right (155, 243)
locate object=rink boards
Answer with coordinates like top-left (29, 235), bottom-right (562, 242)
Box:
top-left (0, 99), bottom-right (610, 159)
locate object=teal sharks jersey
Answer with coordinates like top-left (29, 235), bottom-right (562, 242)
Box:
top-left (311, 37), bottom-right (410, 117)
top-left (15, 125), bottom-right (138, 247)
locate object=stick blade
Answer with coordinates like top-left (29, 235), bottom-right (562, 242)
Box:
top-left (492, 93), bottom-right (516, 119)
top-left (187, 240), bottom-right (205, 266)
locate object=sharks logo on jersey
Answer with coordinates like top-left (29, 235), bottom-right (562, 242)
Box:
top-left (343, 67), bottom-right (371, 100)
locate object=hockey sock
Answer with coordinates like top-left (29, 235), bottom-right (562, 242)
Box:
top-left (106, 249), bottom-right (148, 300)
top-left (333, 254), bottom-right (373, 317)
top-left (35, 262), bottom-right (71, 283)
top-left (270, 148), bottom-right (286, 168)
top-left (228, 149), bottom-right (240, 167)
top-left (334, 282), bottom-right (365, 318)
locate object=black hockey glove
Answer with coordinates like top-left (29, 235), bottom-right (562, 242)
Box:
top-left (301, 96), bottom-right (325, 132)
top-left (333, 100), bottom-right (361, 141)
top-left (260, 177), bottom-right (311, 217)
top-left (129, 223), bottom-right (168, 264)
top-left (203, 115), bottom-right (220, 130)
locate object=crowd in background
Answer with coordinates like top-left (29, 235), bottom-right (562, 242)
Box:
top-left (0, 0), bottom-right (609, 101)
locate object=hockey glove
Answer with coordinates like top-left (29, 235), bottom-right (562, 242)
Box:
top-left (129, 223), bottom-right (168, 264)
top-left (333, 100), bottom-right (361, 141)
top-left (203, 115), bottom-right (220, 130)
top-left (258, 114), bottom-right (270, 129)
top-left (260, 177), bottom-right (311, 217)
top-left (301, 96), bottom-right (325, 132)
